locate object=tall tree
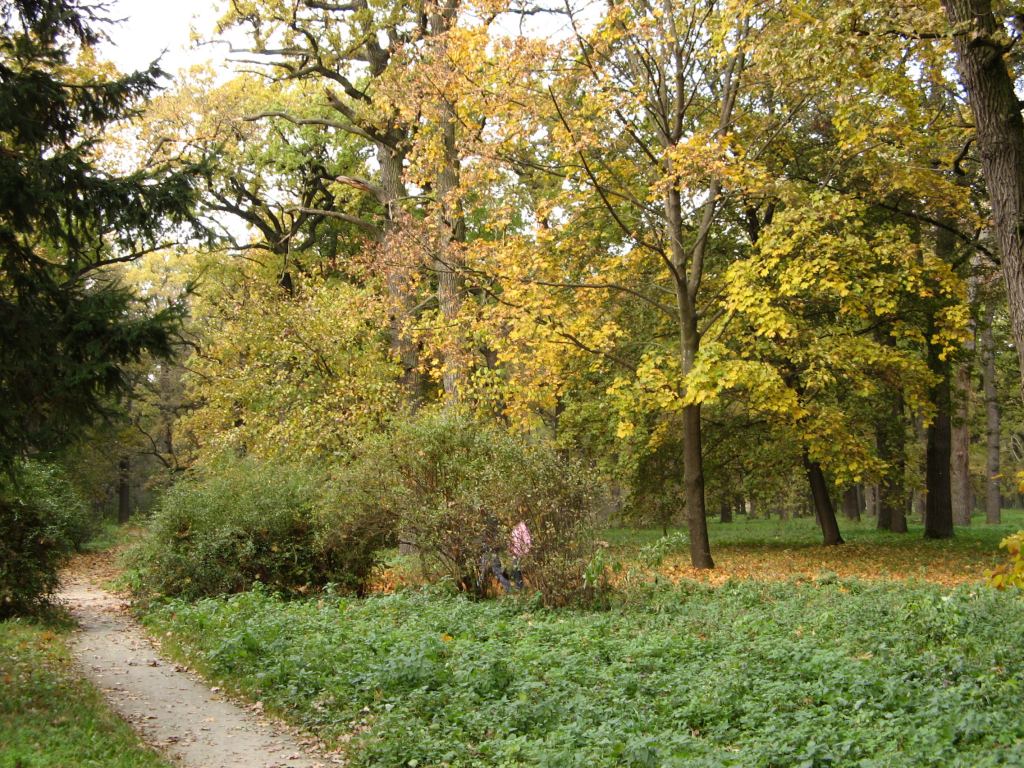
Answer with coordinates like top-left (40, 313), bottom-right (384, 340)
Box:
top-left (942, 0), bottom-right (1024, 393)
top-left (526, 0), bottom-right (753, 568)
top-left (0, 0), bottom-right (200, 470)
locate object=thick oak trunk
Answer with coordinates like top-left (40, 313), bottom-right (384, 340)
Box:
top-left (803, 450), bottom-right (843, 545)
top-left (943, 0), bottom-right (1024, 393)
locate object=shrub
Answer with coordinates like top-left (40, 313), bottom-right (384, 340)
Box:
top-left (0, 498), bottom-right (65, 617)
top-left (348, 410), bottom-right (601, 605)
top-left (15, 460), bottom-right (97, 551)
top-left (130, 455), bottom-right (336, 599)
top-left (0, 460), bottom-right (93, 617)
top-left (988, 531), bottom-right (1024, 590)
top-left (315, 459), bottom-right (399, 595)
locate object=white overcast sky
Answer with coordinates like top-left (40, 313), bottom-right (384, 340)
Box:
top-left (98, 0), bottom-right (579, 77)
top-left (99, 0), bottom-right (230, 75)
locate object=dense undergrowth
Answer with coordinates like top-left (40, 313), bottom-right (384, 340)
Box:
top-left (128, 412), bottom-right (600, 604)
top-left (0, 619), bottom-right (171, 768)
top-left (0, 460), bottom-right (98, 617)
top-left (144, 578), bottom-right (1024, 768)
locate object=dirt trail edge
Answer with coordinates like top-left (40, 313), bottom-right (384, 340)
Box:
top-left (61, 571), bottom-right (336, 768)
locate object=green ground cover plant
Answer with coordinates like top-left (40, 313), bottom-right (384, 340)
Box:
top-left (0, 619), bottom-right (171, 768)
top-left (144, 578), bottom-right (1024, 768)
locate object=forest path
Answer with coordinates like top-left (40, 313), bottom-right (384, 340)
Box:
top-left (60, 552), bottom-right (338, 768)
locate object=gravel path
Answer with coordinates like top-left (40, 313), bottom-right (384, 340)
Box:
top-left (60, 566), bottom-right (337, 768)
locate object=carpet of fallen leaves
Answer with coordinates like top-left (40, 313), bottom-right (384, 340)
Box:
top-left (62, 526), bottom-right (149, 591)
top-left (369, 517), bottom-right (1020, 593)
top-left (648, 541), bottom-right (1001, 588)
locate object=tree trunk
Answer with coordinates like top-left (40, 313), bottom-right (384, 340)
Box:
top-left (878, 393), bottom-right (908, 533)
top-left (803, 450), bottom-right (844, 545)
top-left (913, 488), bottom-right (927, 523)
top-left (682, 402), bottom-right (714, 568)
top-left (842, 486), bottom-right (862, 521)
top-left (864, 484), bottom-right (879, 518)
top-left (672, 228), bottom-right (713, 569)
top-left (427, 7), bottom-right (465, 404)
top-left (378, 144), bottom-right (423, 406)
top-left (925, 345), bottom-right (955, 539)
top-left (951, 360), bottom-right (972, 525)
top-left (981, 302), bottom-right (1002, 523)
top-left (117, 456), bottom-right (130, 524)
top-left (924, 203), bottom-right (957, 539)
top-left (720, 497), bottom-right (733, 523)
top-left (943, 0), bottom-right (1024, 395)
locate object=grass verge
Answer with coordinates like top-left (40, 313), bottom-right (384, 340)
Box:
top-left (144, 579), bottom-right (1024, 768)
top-left (0, 618), bottom-right (171, 768)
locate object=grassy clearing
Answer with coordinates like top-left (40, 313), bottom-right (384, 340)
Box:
top-left (145, 578), bottom-right (1024, 768)
top-left (0, 618), bottom-right (171, 768)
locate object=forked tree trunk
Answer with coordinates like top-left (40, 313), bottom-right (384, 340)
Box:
top-left (943, 0), bottom-right (1024, 395)
top-left (803, 450), bottom-right (844, 545)
top-left (981, 303), bottom-right (1002, 523)
top-left (671, 190), bottom-right (714, 570)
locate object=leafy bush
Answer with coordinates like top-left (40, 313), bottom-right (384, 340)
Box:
top-left (988, 531), bottom-right (1024, 590)
top-left (0, 498), bottom-right (65, 618)
top-left (130, 455), bottom-right (357, 599)
top-left (346, 410), bottom-right (600, 605)
top-left (133, 414), bottom-right (599, 604)
top-left (0, 461), bottom-right (93, 617)
top-left (15, 460), bottom-right (97, 551)
top-left (315, 460), bottom-right (399, 595)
